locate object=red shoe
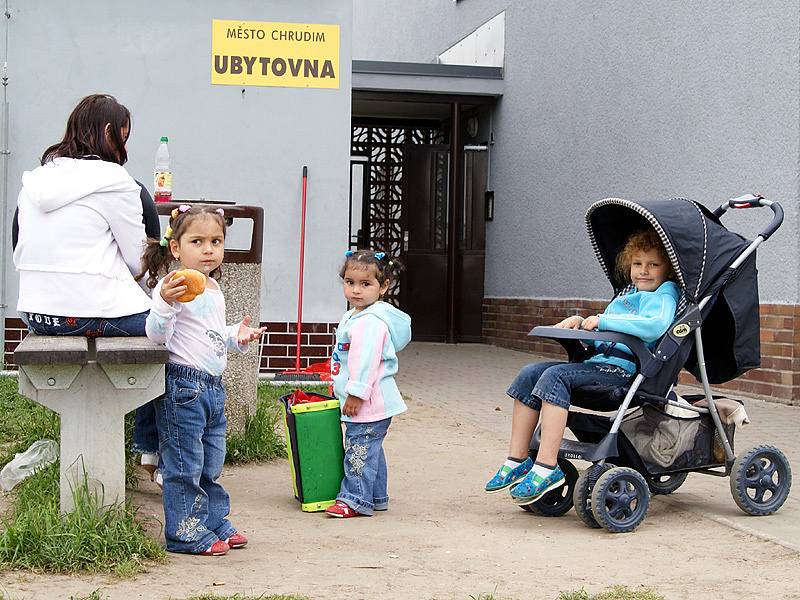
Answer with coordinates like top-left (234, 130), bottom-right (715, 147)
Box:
top-left (226, 532), bottom-right (248, 549)
top-left (197, 540), bottom-right (229, 556)
top-left (325, 500), bottom-right (363, 518)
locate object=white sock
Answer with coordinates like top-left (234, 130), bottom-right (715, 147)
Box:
top-left (503, 457), bottom-right (524, 471)
top-left (532, 462), bottom-right (555, 478)
top-left (141, 452), bottom-right (158, 467)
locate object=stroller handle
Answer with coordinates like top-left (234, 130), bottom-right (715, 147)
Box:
top-left (713, 194), bottom-right (784, 241)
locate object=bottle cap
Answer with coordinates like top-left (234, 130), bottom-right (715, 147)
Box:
top-left (160, 136), bottom-right (169, 142)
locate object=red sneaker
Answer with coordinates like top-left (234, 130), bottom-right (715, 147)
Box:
top-left (226, 532), bottom-right (248, 549)
top-left (325, 500), bottom-right (363, 518)
top-left (196, 539), bottom-right (229, 556)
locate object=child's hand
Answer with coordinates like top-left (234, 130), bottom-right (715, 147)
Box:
top-left (342, 394), bottom-right (363, 417)
top-left (237, 315), bottom-right (267, 346)
top-left (160, 271), bottom-right (187, 304)
top-left (581, 315), bottom-right (600, 330)
top-left (554, 315), bottom-right (583, 329)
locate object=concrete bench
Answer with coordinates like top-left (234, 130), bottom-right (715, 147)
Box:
top-left (14, 335), bottom-right (168, 512)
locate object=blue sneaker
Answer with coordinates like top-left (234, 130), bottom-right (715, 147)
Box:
top-left (484, 457), bottom-right (533, 493)
top-left (509, 465), bottom-right (565, 506)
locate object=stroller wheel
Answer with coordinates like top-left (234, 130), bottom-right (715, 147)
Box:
top-left (573, 463), bottom-right (615, 528)
top-left (590, 467), bottom-right (650, 533)
top-left (521, 458), bottom-right (578, 517)
top-left (730, 444), bottom-right (792, 516)
top-left (648, 472), bottom-right (688, 495)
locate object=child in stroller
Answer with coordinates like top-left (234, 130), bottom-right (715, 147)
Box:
top-left (485, 228), bottom-right (680, 504)
top-left (487, 195), bottom-right (792, 533)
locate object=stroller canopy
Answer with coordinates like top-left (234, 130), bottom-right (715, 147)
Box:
top-left (585, 197), bottom-right (760, 383)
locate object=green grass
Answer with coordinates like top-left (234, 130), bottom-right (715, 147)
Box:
top-left (69, 591), bottom-right (107, 600)
top-left (225, 384), bottom-right (291, 464)
top-left (558, 586), bottom-right (666, 600)
top-left (0, 378), bottom-right (308, 576)
top-left (0, 377), bottom-right (59, 469)
top-left (0, 377), bottom-right (140, 488)
top-left (0, 462), bottom-right (165, 574)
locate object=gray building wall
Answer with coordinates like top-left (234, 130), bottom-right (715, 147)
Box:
top-left (354, 1), bottom-right (800, 303)
top-left (2, 0), bottom-right (352, 323)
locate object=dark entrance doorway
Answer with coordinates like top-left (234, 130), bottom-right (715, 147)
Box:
top-left (350, 97), bottom-right (492, 342)
top-left (401, 143), bottom-right (450, 340)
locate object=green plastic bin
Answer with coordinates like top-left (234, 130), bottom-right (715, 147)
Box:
top-left (280, 391), bottom-right (344, 512)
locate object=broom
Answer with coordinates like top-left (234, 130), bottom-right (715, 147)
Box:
top-left (274, 166), bottom-right (328, 383)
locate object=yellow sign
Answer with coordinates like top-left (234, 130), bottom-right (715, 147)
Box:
top-left (211, 20), bottom-right (340, 89)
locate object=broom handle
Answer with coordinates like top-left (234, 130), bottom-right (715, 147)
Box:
top-left (295, 166), bottom-right (308, 372)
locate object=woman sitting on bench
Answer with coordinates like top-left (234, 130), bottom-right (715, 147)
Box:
top-left (12, 93), bottom-right (160, 476)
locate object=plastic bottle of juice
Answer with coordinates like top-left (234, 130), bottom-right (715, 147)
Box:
top-left (154, 136), bottom-right (172, 202)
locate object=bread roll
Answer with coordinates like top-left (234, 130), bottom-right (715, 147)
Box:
top-left (175, 268), bottom-right (206, 302)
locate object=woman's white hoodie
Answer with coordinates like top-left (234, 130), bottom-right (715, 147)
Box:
top-left (13, 158), bottom-right (151, 318)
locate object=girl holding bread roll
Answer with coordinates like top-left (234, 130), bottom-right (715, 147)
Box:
top-left (138, 204), bottom-right (266, 556)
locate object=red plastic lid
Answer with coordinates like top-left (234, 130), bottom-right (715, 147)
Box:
top-left (289, 389), bottom-right (333, 405)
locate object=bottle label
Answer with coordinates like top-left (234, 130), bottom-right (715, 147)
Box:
top-left (154, 170), bottom-right (173, 192)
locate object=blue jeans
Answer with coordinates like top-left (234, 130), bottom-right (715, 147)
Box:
top-left (154, 363), bottom-right (236, 553)
top-left (507, 361), bottom-right (631, 411)
top-left (25, 310), bottom-right (159, 454)
top-left (132, 402), bottom-right (160, 455)
top-left (337, 418), bottom-right (392, 516)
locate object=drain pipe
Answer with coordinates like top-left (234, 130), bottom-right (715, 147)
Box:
top-left (0, 2), bottom-right (11, 370)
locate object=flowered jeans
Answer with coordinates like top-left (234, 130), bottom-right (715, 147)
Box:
top-left (337, 417), bottom-right (392, 516)
top-left (154, 363), bottom-right (236, 553)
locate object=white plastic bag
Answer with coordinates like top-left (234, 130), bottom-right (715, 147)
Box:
top-left (0, 439), bottom-right (59, 491)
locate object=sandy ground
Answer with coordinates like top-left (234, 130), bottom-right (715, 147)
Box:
top-left (1, 396), bottom-right (799, 600)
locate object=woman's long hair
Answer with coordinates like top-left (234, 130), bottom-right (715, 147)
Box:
top-left (41, 94), bottom-right (131, 165)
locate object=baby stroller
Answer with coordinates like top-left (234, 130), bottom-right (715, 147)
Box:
top-left (525, 194), bottom-right (792, 533)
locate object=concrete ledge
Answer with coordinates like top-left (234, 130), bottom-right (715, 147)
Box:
top-left (14, 335), bottom-right (89, 365)
top-left (95, 337), bottom-right (169, 364)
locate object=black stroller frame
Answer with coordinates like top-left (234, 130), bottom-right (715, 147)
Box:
top-left (526, 194), bottom-right (793, 533)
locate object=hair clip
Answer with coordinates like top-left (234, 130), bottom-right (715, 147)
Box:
top-left (215, 208), bottom-right (225, 216)
top-left (170, 205), bottom-right (193, 220)
top-left (344, 250), bottom-right (354, 257)
top-left (158, 226), bottom-right (173, 247)
top-left (374, 252), bottom-right (386, 260)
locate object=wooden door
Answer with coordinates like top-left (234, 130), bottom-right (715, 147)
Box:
top-left (400, 145), bottom-right (450, 341)
top-left (456, 149), bottom-right (487, 341)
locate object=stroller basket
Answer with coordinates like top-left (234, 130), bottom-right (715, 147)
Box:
top-left (620, 405), bottom-right (735, 474)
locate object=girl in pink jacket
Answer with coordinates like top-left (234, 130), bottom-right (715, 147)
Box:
top-left (326, 250), bottom-right (412, 518)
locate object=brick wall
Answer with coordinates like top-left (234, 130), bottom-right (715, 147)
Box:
top-left (483, 298), bottom-right (800, 406)
top-left (3, 318), bottom-right (27, 371)
top-left (3, 318), bottom-right (337, 375)
top-left (257, 321), bottom-right (337, 374)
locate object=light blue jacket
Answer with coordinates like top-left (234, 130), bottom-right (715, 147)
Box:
top-left (586, 280), bottom-right (680, 373)
top-left (331, 301), bottom-right (412, 423)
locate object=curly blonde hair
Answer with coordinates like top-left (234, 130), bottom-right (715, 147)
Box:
top-left (615, 229), bottom-right (674, 285)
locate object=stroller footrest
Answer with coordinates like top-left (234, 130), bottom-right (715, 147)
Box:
top-left (530, 421), bottom-right (619, 463)
top-left (558, 439), bottom-right (597, 461)
top-left (554, 436), bottom-right (619, 463)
